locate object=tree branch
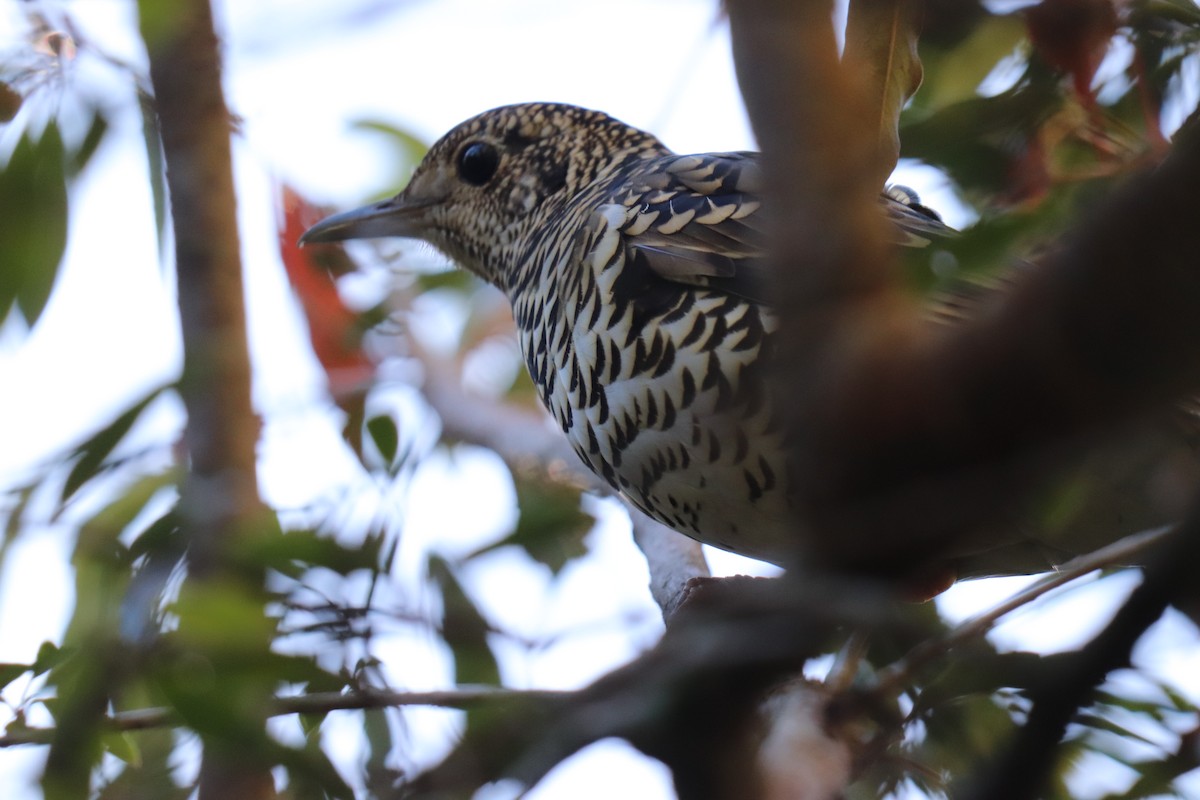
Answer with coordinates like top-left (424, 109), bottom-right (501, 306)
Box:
top-left (964, 508), bottom-right (1200, 800)
top-left (139, 1), bottom-right (272, 797)
top-left (727, 0), bottom-right (1200, 581)
top-left (406, 575), bottom-right (907, 800)
top-left (876, 525), bottom-right (1174, 696)
top-left (0, 687), bottom-right (568, 748)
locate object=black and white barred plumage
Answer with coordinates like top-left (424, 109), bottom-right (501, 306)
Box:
top-left (303, 102), bottom-right (1196, 573)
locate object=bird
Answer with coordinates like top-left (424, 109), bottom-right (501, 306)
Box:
top-left (301, 102), bottom-right (1199, 577)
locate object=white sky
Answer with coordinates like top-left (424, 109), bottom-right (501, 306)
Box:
top-left (0, 1), bottom-right (1196, 798)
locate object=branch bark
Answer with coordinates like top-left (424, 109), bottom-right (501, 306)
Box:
top-left (728, 0), bottom-right (1200, 579)
top-left (139, 2), bottom-right (273, 798)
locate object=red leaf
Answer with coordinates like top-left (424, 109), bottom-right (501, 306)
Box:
top-left (1026, 0), bottom-right (1119, 105)
top-left (277, 186), bottom-right (373, 400)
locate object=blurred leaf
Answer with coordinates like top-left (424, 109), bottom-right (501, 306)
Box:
top-left (915, 13), bottom-right (1028, 110)
top-left (416, 268), bottom-right (475, 293)
top-left (915, 691), bottom-right (1021, 782)
top-left (2, 482), bottom-right (36, 571)
top-left (902, 77), bottom-right (1063, 201)
top-left (0, 662), bottom-right (30, 691)
top-left (127, 510), bottom-right (183, 562)
top-left (428, 555), bottom-right (500, 687)
top-left (33, 641), bottom-right (68, 675)
top-left (136, 0), bottom-right (187, 48)
top-left (169, 580), bottom-right (276, 656)
top-left (1100, 727), bottom-right (1200, 800)
top-left (101, 731), bottom-right (141, 766)
top-left (68, 112), bottom-right (109, 175)
top-left (76, 471), bottom-right (176, 561)
top-left (471, 474), bottom-right (593, 575)
top-left (1095, 686), bottom-right (1198, 719)
top-left (94, 728), bottom-right (189, 800)
top-left (278, 187), bottom-right (374, 420)
top-left (914, 645), bottom-right (1054, 713)
top-left (277, 736), bottom-right (356, 800)
top-left (363, 708), bottom-right (404, 795)
top-left (138, 91), bottom-right (168, 259)
top-left (0, 122), bottom-right (68, 327)
top-left (0, 80), bottom-right (21, 121)
top-left (366, 414), bottom-right (399, 466)
top-left (233, 526), bottom-right (381, 579)
top-left (1026, 0), bottom-right (1119, 103)
top-left (61, 386), bottom-right (169, 503)
top-left (1075, 711), bottom-right (1163, 748)
top-left (351, 118), bottom-right (429, 196)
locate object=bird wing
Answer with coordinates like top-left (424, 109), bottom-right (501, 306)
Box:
top-left (616, 152), bottom-right (768, 301)
top-left (614, 152), bottom-right (954, 305)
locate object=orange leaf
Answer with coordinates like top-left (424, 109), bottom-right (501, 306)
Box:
top-left (277, 186), bottom-right (374, 399)
top-left (1026, 0), bottom-right (1119, 106)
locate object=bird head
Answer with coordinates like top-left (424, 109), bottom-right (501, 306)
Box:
top-left (300, 102), bottom-right (669, 289)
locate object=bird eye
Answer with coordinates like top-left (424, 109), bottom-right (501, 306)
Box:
top-left (456, 142), bottom-right (500, 186)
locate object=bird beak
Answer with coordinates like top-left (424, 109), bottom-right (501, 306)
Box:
top-left (299, 196), bottom-right (432, 246)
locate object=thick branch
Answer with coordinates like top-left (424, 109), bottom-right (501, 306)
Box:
top-left (408, 575), bottom-right (905, 800)
top-left (140, 0), bottom-right (262, 571)
top-left (140, 2), bottom-right (271, 797)
top-left (728, 0), bottom-right (1200, 577)
top-left (797, 129), bottom-right (1200, 571)
top-left (727, 0), bottom-right (897, 307)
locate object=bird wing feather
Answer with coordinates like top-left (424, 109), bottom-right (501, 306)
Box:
top-left (614, 152), bottom-right (954, 305)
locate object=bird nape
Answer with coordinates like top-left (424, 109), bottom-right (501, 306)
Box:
top-left (301, 101), bottom-right (1199, 583)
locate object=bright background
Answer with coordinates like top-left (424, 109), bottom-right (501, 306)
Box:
top-left (0, 1), bottom-right (1197, 797)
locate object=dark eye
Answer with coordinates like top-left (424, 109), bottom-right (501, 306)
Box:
top-left (456, 142), bottom-right (499, 186)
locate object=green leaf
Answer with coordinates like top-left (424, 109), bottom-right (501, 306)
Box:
top-left (101, 731), bottom-right (141, 766)
top-left (138, 90), bottom-right (169, 259)
top-left (914, 646), bottom-right (1053, 713)
top-left (350, 118), bottom-right (429, 197)
top-left (32, 641), bottom-right (68, 675)
top-left (363, 708), bottom-right (402, 795)
top-left (0, 662), bottom-right (30, 691)
top-left (471, 474), bottom-right (594, 575)
top-left (366, 414), bottom-right (399, 466)
top-left (68, 113), bottom-right (109, 176)
top-left (416, 268), bottom-right (475, 293)
top-left (1105, 731), bottom-right (1200, 799)
top-left (76, 471), bottom-right (176, 560)
top-left (1, 482), bottom-right (36, 575)
top-left (94, 727), bottom-right (188, 800)
top-left (233, 525), bottom-right (381, 578)
top-left (276, 736), bottom-right (356, 800)
top-left (1075, 711), bottom-right (1162, 750)
top-left (61, 386), bottom-right (168, 503)
top-left (0, 122), bottom-right (68, 327)
top-left (901, 77), bottom-right (1062, 200)
top-left (428, 555), bottom-right (500, 687)
top-left (914, 13), bottom-right (1028, 111)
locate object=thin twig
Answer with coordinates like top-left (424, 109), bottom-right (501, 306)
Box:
top-left (965, 512), bottom-right (1199, 799)
top-left (0, 686), bottom-right (568, 748)
top-left (876, 525), bottom-right (1172, 696)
